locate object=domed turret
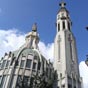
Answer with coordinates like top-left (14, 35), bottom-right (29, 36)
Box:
top-left (25, 23), bottom-right (39, 49)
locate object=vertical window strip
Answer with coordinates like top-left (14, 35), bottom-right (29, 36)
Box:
top-left (68, 35), bottom-right (73, 61)
top-left (1, 60), bottom-right (6, 69)
top-left (32, 62), bottom-right (36, 70)
top-left (58, 35), bottom-right (61, 61)
top-left (20, 60), bottom-right (25, 68)
top-left (0, 75), bottom-right (6, 88)
top-left (63, 21), bottom-right (65, 29)
top-left (58, 23), bottom-right (60, 31)
top-left (6, 61), bottom-right (10, 68)
top-left (68, 21), bottom-right (70, 30)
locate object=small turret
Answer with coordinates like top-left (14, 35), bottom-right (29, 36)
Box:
top-left (32, 23), bottom-right (37, 32)
top-left (25, 23), bottom-right (39, 49)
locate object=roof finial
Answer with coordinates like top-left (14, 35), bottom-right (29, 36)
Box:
top-left (32, 23), bottom-right (37, 32)
top-left (59, 0), bottom-right (66, 8)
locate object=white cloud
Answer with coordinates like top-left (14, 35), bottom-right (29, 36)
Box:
top-left (0, 29), bottom-right (88, 88)
top-left (79, 61), bottom-right (88, 88)
top-left (0, 29), bottom-right (25, 57)
top-left (38, 41), bottom-right (54, 62)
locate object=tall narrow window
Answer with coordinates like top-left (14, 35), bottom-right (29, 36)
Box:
top-left (16, 75), bottom-right (22, 87)
top-left (38, 61), bottom-right (41, 70)
top-left (63, 21), bottom-right (65, 29)
top-left (0, 76), bottom-right (2, 84)
top-left (20, 60), bottom-right (25, 68)
top-left (58, 23), bottom-right (60, 31)
top-left (6, 60), bottom-right (10, 68)
top-left (1, 75), bottom-right (6, 88)
top-left (1, 60), bottom-right (6, 69)
top-left (23, 76), bottom-right (29, 87)
top-left (68, 22), bottom-right (70, 30)
top-left (26, 59), bottom-right (32, 68)
top-left (33, 62), bottom-right (36, 70)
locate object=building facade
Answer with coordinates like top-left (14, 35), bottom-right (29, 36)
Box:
top-left (53, 2), bottom-right (82, 88)
top-left (0, 1), bottom-right (82, 88)
top-left (0, 24), bottom-right (54, 88)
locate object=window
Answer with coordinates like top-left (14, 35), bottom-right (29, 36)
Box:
top-left (30, 77), bottom-right (34, 87)
top-left (0, 76), bottom-right (2, 84)
top-left (1, 75), bottom-right (6, 88)
top-left (26, 59), bottom-right (32, 68)
top-left (20, 60), bottom-right (25, 68)
top-left (1, 60), bottom-right (6, 69)
top-left (16, 76), bottom-right (29, 88)
top-left (62, 85), bottom-right (65, 88)
top-left (38, 61), bottom-right (41, 70)
top-left (16, 75), bottom-right (22, 88)
top-left (62, 21), bottom-right (65, 29)
top-left (6, 61), bottom-right (10, 68)
top-left (33, 62), bottom-right (36, 70)
top-left (68, 84), bottom-right (72, 88)
top-left (58, 23), bottom-right (60, 31)
top-left (34, 56), bottom-right (37, 60)
top-left (74, 86), bottom-right (76, 88)
top-left (23, 76), bottom-right (29, 87)
top-left (46, 68), bottom-right (48, 77)
top-left (68, 22), bottom-right (70, 30)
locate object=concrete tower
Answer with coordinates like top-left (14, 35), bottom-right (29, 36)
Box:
top-left (54, 1), bottom-right (82, 88)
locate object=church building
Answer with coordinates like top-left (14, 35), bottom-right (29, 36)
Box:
top-left (53, 1), bottom-right (82, 88)
top-left (0, 1), bottom-right (82, 88)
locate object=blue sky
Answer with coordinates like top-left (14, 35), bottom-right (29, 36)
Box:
top-left (0, 0), bottom-right (88, 63)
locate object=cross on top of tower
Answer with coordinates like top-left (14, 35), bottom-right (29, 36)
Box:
top-left (59, 0), bottom-right (66, 8)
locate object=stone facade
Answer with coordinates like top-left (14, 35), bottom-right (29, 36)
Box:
top-left (53, 2), bottom-right (82, 88)
top-left (0, 24), bottom-right (54, 88)
top-left (0, 1), bottom-right (82, 88)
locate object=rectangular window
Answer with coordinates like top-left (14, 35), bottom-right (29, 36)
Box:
top-left (68, 84), bottom-right (72, 88)
top-left (1, 75), bottom-right (6, 88)
top-left (1, 60), bottom-right (6, 69)
top-left (63, 21), bottom-right (65, 29)
top-left (0, 76), bottom-right (2, 84)
top-left (33, 62), bottom-right (36, 70)
top-left (16, 75), bottom-right (22, 88)
top-left (34, 56), bottom-right (37, 60)
top-left (26, 59), bottom-right (32, 68)
top-left (23, 76), bottom-right (29, 87)
top-left (38, 62), bottom-right (41, 70)
top-left (6, 61), bottom-right (10, 68)
top-left (58, 23), bottom-right (60, 31)
top-left (68, 22), bottom-right (70, 30)
top-left (20, 60), bottom-right (25, 68)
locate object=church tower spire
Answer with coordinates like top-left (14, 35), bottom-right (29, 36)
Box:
top-left (54, 1), bottom-right (82, 88)
top-left (56, 1), bottom-right (71, 32)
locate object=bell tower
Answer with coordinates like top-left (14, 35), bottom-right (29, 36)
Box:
top-left (54, 1), bottom-right (82, 88)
